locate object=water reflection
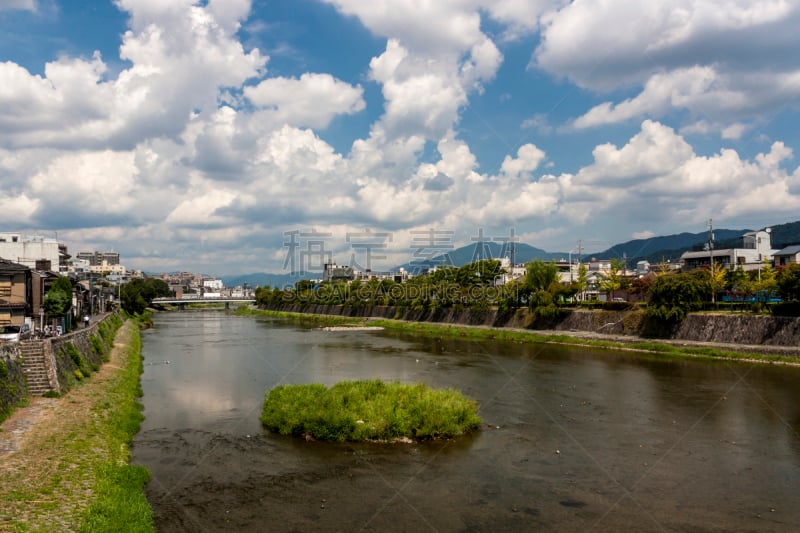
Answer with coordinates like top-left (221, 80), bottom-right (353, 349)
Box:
top-left (134, 311), bottom-right (800, 532)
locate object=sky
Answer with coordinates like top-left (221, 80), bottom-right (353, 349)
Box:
top-left (1, 0), bottom-right (800, 276)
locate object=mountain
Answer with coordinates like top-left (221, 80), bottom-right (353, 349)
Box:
top-left (594, 219), bottom-right (800, 265)
top-left (593, 229), bottom-right (747, 265)
top-left (393, 242), bottom-right (565, 273)
top-left (768, 220), bottom-right (800, 248)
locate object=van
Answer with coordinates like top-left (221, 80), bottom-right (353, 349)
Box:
top-left (0, 323), bottom-right (32, 343)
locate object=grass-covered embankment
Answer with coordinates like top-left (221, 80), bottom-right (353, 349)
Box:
top-left (261, 379), bottom-right (482, 442)
top-left (243, 307), bottom-right (798, 364)
top-left (0, 318), bottom-right (154, 532)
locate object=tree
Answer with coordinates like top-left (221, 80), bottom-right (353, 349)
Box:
top-left (575, 262), bottom-right (588, 301)
top-left (456, 260), bottom-right (503, 287)
top-left (777, 263), bottom-right (800, 301)
top-left (710, 261), bottom-right (727, 300)
top-left (524, 260), bottom-right (559, 292)
top-left (43, 276), bottom-right (72, 316)
top-left (599, 258), bottom-right (627, 300)
top-left (646, 271), bottom-right (710, 322)
top-left (120, 277), bottom-right (173, 315)
top-left (754, 259), bottom-right (777, 299)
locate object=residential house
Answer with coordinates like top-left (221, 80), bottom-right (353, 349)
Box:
top-left (680, 229), bottom-right (777, 272)
top-left (773, 245), bottom-right (800, 267)
top-left (0, 259), bottom-right (33, 326)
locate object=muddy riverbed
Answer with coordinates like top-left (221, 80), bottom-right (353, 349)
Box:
top-left (133, 311), bottom-right (800, 531)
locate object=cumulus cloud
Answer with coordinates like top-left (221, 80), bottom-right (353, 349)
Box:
top-left (0, 1), bottom-right (265, 150)
top-left (3, 0), bottom-right (800, 274)
top-left (244, 73), bottom-right (365, 129)
top-left (539, 1), bottom-right (800, 134)
top-left (563, 121), bottom-right (800, 238)
top-left (500, 144), bottom-right (546, 178)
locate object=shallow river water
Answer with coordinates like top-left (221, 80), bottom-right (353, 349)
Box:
top-left (132, 311), bottom-right (800, 532)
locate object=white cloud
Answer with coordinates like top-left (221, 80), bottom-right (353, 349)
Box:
top-left (538, 1), bottom-right (800, 134)
top-left (244, 73), bottom-right (365, 130)
top-left (721, 123), bottom-right (747, 140)
top-left (561, 121), bottom-right (800, 239)
top-left (0, 1), bottom-right (265, 150)
top-left (29, 150), bottom-right (139, 226)
top-left (0, 0), bottom-right (35, 11)
top-left (500, 144), bottom-right (546, 178)
top-left (577, 120), bottom-right (694, 184)
top-left (3, 0), bottom-right (800, 274)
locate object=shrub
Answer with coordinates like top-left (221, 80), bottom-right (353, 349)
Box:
top-left (771, 301), bottom-right (800, 317)
top-left (63, 342), bottom-right (92, 379)
top-left (261, 379), bottom-right (482, 442)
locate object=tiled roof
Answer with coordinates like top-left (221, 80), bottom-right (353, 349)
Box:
top-left (0, 258), bottom-right (31, 273)
top-left (775, 245), bottom-right (800, 256)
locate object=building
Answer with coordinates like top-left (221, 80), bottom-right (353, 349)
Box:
top-left (773, 245), bottom-right (800, 267)
top-left (76, 251), bottom-right (120, 266)
top-left (0, 233), bottom-right (70, 273)
top-left (89, 260), bottom-right (127, 277)
top-left (0, 259), bottom-right (33, 326)
top-left (680, 229), bottom-right (777, 271)
top-left (203, 278), bottom-right (224, 291)
top-left (323, 263), bottom-right (355, 282)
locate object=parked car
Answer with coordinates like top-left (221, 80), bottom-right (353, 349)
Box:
top-left (0, 323), bottom-right (32, 343)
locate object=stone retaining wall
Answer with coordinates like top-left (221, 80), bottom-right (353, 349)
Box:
top-left (265, 304), bottom-right (800, 346)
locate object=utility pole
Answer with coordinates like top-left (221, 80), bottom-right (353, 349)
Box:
top-left (509, 228), bottom-right (515, 269)
top-left (708, 218), bottom-right (715, 304)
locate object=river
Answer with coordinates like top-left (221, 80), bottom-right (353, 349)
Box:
top-left (132, 311), bottom-right (800, 532)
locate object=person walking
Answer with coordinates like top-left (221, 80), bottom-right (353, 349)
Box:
top-left (83, 315), bottom-right (90, 328)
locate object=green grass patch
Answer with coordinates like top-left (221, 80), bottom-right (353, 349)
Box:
top-left (78, 317), bottom-right (153, 532)
top-left (261, 379), bottom-right (482, 442)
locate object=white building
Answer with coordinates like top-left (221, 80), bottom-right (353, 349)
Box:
top-left (0, 233), bottom-right (67, 272)
top-left (680, 229), bottom-right (777, 271)
top-left (203, 278), bottom-right (224, 291)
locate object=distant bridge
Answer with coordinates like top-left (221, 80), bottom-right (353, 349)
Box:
top-left (151, 297), bottom-right (255, 309)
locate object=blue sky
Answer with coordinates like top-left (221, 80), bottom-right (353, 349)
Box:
top-left (1, 0), bottom-right (799, 275)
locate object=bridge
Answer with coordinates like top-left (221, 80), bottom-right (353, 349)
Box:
top-left (151, 297), bottom-right (255, 310)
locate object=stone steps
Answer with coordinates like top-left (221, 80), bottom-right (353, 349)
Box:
top-left (18, 341), bottom-right (54, 396)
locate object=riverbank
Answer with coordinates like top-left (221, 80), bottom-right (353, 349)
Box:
top-left (240, 307), bottom-right (800, 365)
top-left (0, 319), bottom-right (153, 532)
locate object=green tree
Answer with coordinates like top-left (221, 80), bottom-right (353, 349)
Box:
top-left (524, 260), bottom-right (559, 292)
top-left (646, 271), bottom-right (710, 322)
top-left (777, 263), bottom-right (800, 301)
top-left (710, 261), bottom-right (727, 299)
top-left (43, 276), bottom-right (73, 316)
top-left (120, 277), bottom-right (173, 315)
top-left (754, 260), bottom-right (777, 299)
top-left (456, 260), bottom-right (503, 287)
top-left (599, 258), bottom-right (627, 300)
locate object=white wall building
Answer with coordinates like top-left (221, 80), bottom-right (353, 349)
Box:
top-left (0, 233), bottom-right (64, 271)
top-left (680, 229), bottom-right (777, 271)
top-left (203, 278), bottom-right (224, 291)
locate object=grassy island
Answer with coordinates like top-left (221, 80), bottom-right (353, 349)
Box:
top-left (261, 379), bottom-right (482, 442)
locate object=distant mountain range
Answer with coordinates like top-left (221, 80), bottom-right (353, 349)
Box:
top-left (220, 220), bottom-right (800, 288)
